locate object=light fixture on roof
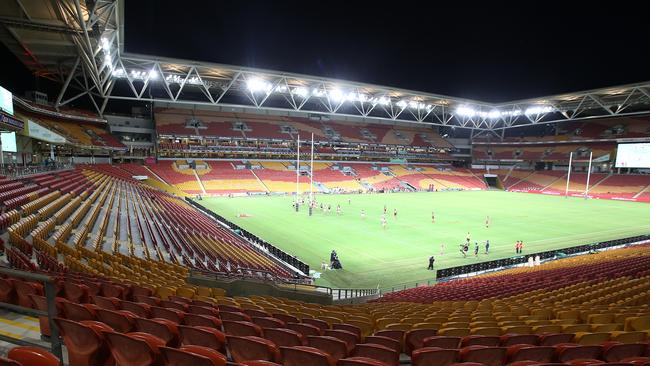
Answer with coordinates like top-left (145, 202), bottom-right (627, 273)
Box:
top-left (312, 88), bottom-right (325, 97)
top-left (377, 96), bottom-right (390, 106)
top-left (101, 37), bottom-right (110, 51)
top-left (328, 88), bottom-right (344, 102)
top-left (525, 105), bottom-right (553, 115)
top-left (275, 85), bottom-right (288, 92)
top-left (455, 105), bottom-right (476, 117)
top-left (292, 87), bottom-right (309, 98)
top-left (246, 77), bottom-right (272, 93)
top-left (148, 69), bottom-right (159, 80)
top-left (396, 100), bottom-right (408, 109)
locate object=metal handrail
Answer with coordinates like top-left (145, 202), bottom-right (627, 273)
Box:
top-left (0, 266), bottom-right (63, 363)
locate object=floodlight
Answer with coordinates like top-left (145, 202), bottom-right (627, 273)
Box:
top-left (275, 85), bottom-right (288, 92)
top-left (101, 37), bottom-right (110, 51)
top-left (329, 89), bottom-right (343, 102)
top-left (396, 100), bottom-right (408, 108)
top-left (246, 77), bottom-right (272, 93)
top-left (455, 105), bottom-right (476, 117)
top-left (312, 88), bottom-right (325, 97)
top-left (525, 105), bottom-right (553, 115)
top-left (378, 97), bottom-right (390, 105)
top-left (293, 87), bottom-right (309, 98)
top-left (487, 110), bottom-right (501, 119)
top-left (148, 69), bottom-right (158, 80)
top-left (103, 54), bottom-right (111, 66)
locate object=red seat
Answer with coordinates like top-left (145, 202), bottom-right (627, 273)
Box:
top-left (218, 305), bottom-right (241, 313)
top-left (555, 345), bottom-right (603, 363)
top-left (621, 357), bottom-right (650, 366)
top-left (352, 344), bottom-right (399, 366)
top-left (10, 280), bottom-right (43, 309)
top-left (220, 311), bottom-right (252, 322)
top-left (92, 296), bottom-right (121, 311)
top-left (459, 345), bottom-right (507, 366)
top-left (55, 318), bottom-right (112, 366)
top-left (134, 317), bottom-right (180, 347)
top-left (188, 305), bottom-right (220, 317)
top-left (29, 295), bottom-right (66, 337)
top-left (64, 282), bottom-right (90, 303)
top-left (183, 314), bottom-right (222, 329)
top-left (168, 296), bottom-right (192, 304)
top-left (178, 325), bottom-right (226, 354)
top-left (104, 331), bottom-right (163, 366)
top-left (333, 324), bottom-right (362, 338)
top-left (134, 295), bottom-right (160, 306)
top-left (303, 318), bottom-right (330, 331)
top-left (363, 336), bottom-right (401, 353)
top-left (222, 320), bottom-right (262, 336)
top-left (565, 359), bottom-right (604, 366)
top-left (120, 301), bottom-right (151, 318)
top-left (286, 322), bottom-right (323, 337)
top-left (159, 345), bottom-right (226, 366)
top-left (272, 313), bottom-right (299, 324)
top-left (462, 336), bottom-right (501, 347)
top-left (243, 309), bottom-right (271, 318)
top-left (280, 346), bottom-right (335, 366)
top-left (7, 346), bottom-right (60, 366)
top-left (373, 330), bottom-right (405, 351)
top-left (507, 345), bottom-right (556, 363)
top-left (101, 283), bottom-right (125, 299)
top-left (411, 347), bottom-right (460, 366)
top-left (602, 343), bottom-right (647, 362)
top-left (263, 328), bottom-right (307, 347)
top-left (252, 317), bottom-right (285, 329)
top-left (226, 335), bottom-right (281, 363)
top-left (239, 361), bottom-right (281, 366)
top-left (0, 278), bottom-right (16, 304)
top-left (160, 300), bottom-right (188, 312)
top-left (423, 336), bottom-right (462, 349)
top-left (406, 329), bottom-right (439, 355)
top-left (62, 302), bottom-right (97, 322)
top-left (539, 334), bottom-right (575, 346)
top-left (150, 306), bottom-right (185, 323)
top-left (307, 336), bottom-right (349, 362)
top-left (500, 335), bottom-right (539, 347)
top-left (323, 329), bottom-right (359, 353)
top-left (96, 309), bottom-right (136, 333)
top-left (337, 356), bottom-right (391, 366)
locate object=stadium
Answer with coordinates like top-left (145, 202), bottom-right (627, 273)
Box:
top-left (0, 1), bottom-right (649, 365)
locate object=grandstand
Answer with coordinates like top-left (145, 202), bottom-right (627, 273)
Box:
top-left (1, 0), bottom-right (650, 364)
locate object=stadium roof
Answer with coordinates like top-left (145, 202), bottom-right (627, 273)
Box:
top-left (2, 0), bottom-right (650, 133)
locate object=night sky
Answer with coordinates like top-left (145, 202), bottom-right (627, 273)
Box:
top-left (2, 0), bottom-right (649, 103)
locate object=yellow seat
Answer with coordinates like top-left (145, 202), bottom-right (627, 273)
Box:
top-left (501, 326), bottom-right (532, 334)
top-left (609, 331), bottom-right (647, 343)
top-left (471, 327), bottom-right (502, 336)
top-left (176, 287), bottom-right (196, 299)
top-left (588, 313), bottom-right (615, 324)
top-left (211, 287), bottom-right (227, 297)
top-left (156, 286), bottom-right (176, 300)
top-left (412, 322), bottom-right (440, 330)
top-left (591, 324), bottom-right (622, 332)
top-left (376, 318), bottom-right (401, 329)
top-left (438, 328), bottom-right (471, 336)
top-left (385, 323), bottom-right (412, 331)
top-left (574, 332), bottom-right (610, 345)
top-left (533, 325), bottom-right (563, 334)
top-left (625, 315), bottom-right (650, 331)
top-left (562, 324), bottom-right (592, 333)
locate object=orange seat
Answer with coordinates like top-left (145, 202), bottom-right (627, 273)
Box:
top-left (373, 330), bottom-right (405, 352)
top-left (286, 322), bottom-right (323, 337)
top-left (263, 328), bottom-right (307, 347)
top-left (411, 347), bottom-right (459, 366)
top-left (104, 331), bottom-right (164, 366)
top-left (303, 318), bottom-right (330, 331)
top-left (461, 336), bottom-right (500, 347)
top-left (150, 306), bottom-right (185, 323)
top-left (352, 343), bottom-right (399, 366)
top-left (120, 301), bottom-right (151, 318)
top-left (362, 336), bottom-right (400, 353)
top-left (252, 317), bottom-right (285, 329)
top-left (55, 318), bottom-right (111, 366)
top-left (183, 314), bottom-right (222, 329)
top-left (506, 345), bottom-right (556, 363)
top-left (500, 334), bottom-right (539, 346)
top-left (222, 320), bottom-right (263, 337)
top-left (323, 329), bottom-right (359, 353)
top-left (178, 325), bottom-right (226, 354)
top-left (134, 317), bottom-right (180, 347)
top-left (307, 336), bottom-right (349, 362)
top-left (64, 282), bottom-right (90, 303)
top-left (226, 335), bottom-right (281, 363)
top-left (220, 311), bottom-right (252, 322)
top-left (555, 345), bottom-right (603, 363)
top-left (602, 342), bottom-right (647, 362)
top-left (538, 333), bottom-right (575, 346)
top-left (159, 345), bottom-right (226, 366)
top-left (459, 345), bottom-right (507, 366)
top-left (95, 309), bottom-right (136, 333)
top-left (62, 302), bottom-right (97, 322)
top-left (422, 336), bottom-right (461, 349)
top-left (337, 356), bottom-right (392, 366)
top-left (188, 305), bottom-right (219, 317)
top-left (6, 346), bottom-right (60, 366)
top-left (280, 346), bottom-right (335, 366)
top-left (92, 296), bottom-right (121, 311)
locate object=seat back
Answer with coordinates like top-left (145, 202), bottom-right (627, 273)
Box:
top-left (226, 335), bottom-right (280, 363)
top-left (263, 328), bottom-right (306, 347)
top-left (7, 346), bottom-right (59, 366)
top-left (279, 346), bottom-right (335, 366)
top-left (352, 343), bottom-right (399, 366)
top-left (307, 335), bottom-right (348, 362)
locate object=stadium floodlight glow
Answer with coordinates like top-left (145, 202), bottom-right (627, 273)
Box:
top-left (312, 88), bottom-right (325, 97)
top-left (345, 92), bottom-right (368, 102)
top-left (103, 54), bottom-right (112, 66)
top-left (130, 70), bottom-right (145, 79)
top-left (275, 85), bottom-right (288, 92)
top-left (328, 88), bottom-right (344, 102)
top-left (525, 105), bottom-right (553, 115)
top-left (396, 100), bottom-right (408, 109)
top-left (487, 110), bottom-right (501, 119)
top-left (148, 69), bottom-right (159, 80)
top-left (426, 104), bottom-right (433, 111)
top-left (455, 105), bottom-right (476, 117)
top-left (101, 37), bottom-right (110, 51)
top-left (246, 77), bottom-right (272, 93)
top-left (378, 96), bottom-right (390, 106)
top-left (112, 68), bottom-right (125, 77)
top-left (292, 87), bottom-right (309, 98)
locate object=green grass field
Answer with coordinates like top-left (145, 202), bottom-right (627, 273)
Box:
top-left (202, 191), bottom-right (650, 290)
